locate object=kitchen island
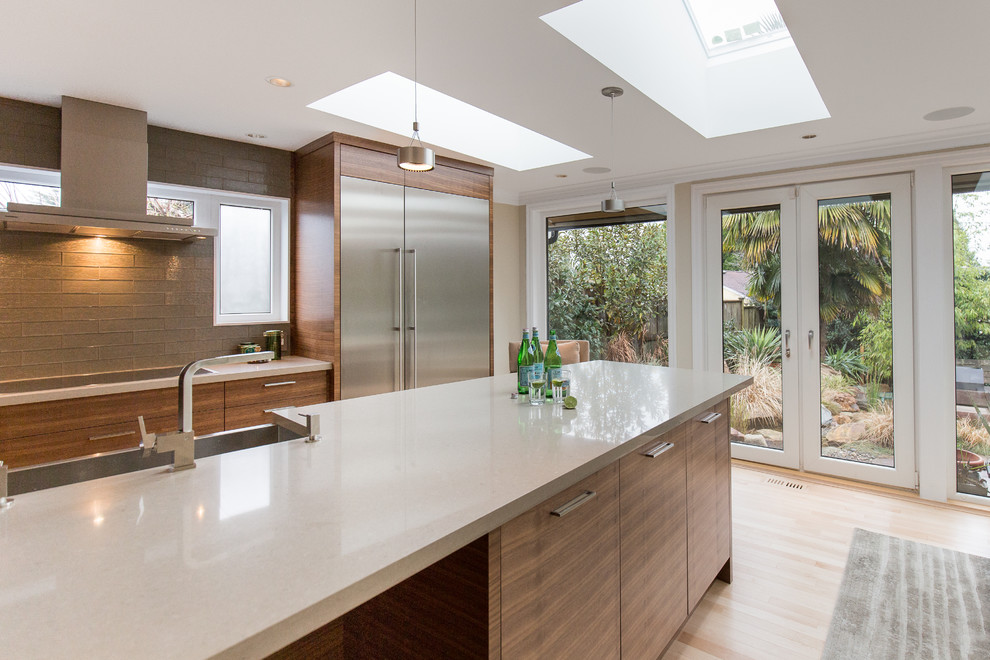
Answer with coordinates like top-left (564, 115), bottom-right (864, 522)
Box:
top-left (0, 361), bottom-right (749, 659)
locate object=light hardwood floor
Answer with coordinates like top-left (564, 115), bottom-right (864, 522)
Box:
top-left (665, 462), bottom-right (990, 659)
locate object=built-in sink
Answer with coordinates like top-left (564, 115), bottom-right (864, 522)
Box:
top-left (6, 424), bottom-right (303, 496)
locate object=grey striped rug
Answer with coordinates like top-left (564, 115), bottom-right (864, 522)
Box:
top-left (823, 528), bottom-right (990, 659)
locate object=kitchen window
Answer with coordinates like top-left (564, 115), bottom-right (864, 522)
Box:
top-left (0, 164), bottom-right (289, 326)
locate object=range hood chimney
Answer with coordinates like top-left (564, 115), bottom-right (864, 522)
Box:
top-left (1, 97), bottom-right (215, 240)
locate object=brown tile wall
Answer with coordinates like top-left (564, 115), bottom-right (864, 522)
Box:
top-left (147, 126), bottom-right (292, 198)
top-left (0, 231), bottom-right (290, 385)
top-left (0, 97), bottom-right (292, 198)
top-left (0, 97), bottom-right (294, 386)
top-left (0, 98), bottom-right (61, 170)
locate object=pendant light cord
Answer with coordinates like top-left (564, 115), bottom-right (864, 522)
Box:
top-left (414, 0), bottom-right (419, 127)
top-left (609, 93), bottom-right (615, 187)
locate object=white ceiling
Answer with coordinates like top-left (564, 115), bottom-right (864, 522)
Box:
top-left (2, 0), bottom-right (989, 204)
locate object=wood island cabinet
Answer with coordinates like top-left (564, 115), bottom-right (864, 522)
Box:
top-left (620, 424), bottom-right (688, 659)
top-left (686, 399), bottom-right (732, 612)
top-left (500, 463), bottom-right (621, 659)
top-left (271, 399), bottom-right (734, 660)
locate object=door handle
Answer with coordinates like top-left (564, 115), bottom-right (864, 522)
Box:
top-left (395, 247), bottom-right (403, 392)
top-left (785, 329), bottom-right (791, 358)
top-left (407, 248), bottom-right (418, 389)
top-left (808, 330), bottom-right (815, 349)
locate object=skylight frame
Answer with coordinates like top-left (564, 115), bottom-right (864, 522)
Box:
top-left (307, 72), bottom-right (590, 172)
top-left (681, 0), bottom-right (791, 58)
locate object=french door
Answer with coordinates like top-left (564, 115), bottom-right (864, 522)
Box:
top-left (707, 175), bottom-right (916, 488)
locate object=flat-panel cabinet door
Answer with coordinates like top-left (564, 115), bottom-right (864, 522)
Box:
top-left (686, 400), bottom-right (732, 611)
top-left (500, 464), bottom-right (620, 659)
top-left (403, 186), bottom-right (490, 388)
top-left (340, 176), bottom-right (405, 399)
top-left (620, 425), bottom-right (687, 659)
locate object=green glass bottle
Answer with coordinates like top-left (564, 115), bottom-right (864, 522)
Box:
top-left (517, 329), bottom-right (531, 395)
top-left (544, 330), bottom-right (563, 396)
top-left (530, 327), bottom-right (544, 383)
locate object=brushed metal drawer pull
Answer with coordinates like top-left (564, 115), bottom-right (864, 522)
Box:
top-left (263, 381), bottom-right (297, 388)
top-left (698, 412), bottom-right (722, 424)
top-left (642, 441), bottom-right (674, 458)
top-left (88, 430), bottom-right (136, 442)
top-left (550, 490), bottom-right (597, 518)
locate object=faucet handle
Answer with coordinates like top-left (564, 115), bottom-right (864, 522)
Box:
top-left (137, 416), bottom-right (156, 457)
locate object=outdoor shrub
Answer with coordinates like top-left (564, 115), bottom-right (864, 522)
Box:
top-left (824, 345), bottom-right (868, 382)
top-left (724, 326), bottom-right (781, 369)
top-left (729, 354), bottom-right (783, 433)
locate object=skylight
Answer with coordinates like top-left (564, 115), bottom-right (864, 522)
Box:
top-left (683, 0), bottom-right (789, 57)
top-left (541, 0), bottom-right (829, 138)
top-left (308, 72), bottom-right (590, 171)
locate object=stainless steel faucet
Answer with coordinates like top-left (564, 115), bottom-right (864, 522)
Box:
top-left (138, 351), bottom-right (274, 471)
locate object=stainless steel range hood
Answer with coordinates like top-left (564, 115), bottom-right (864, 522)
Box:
top-left (0, 97), bottom-right (216, 241)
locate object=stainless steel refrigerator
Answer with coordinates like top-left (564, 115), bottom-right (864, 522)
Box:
top-left (339, 175), bottom-right (490, 399)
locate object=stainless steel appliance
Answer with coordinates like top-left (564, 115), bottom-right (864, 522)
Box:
top-left (340, 176), bottom-right (490, 399)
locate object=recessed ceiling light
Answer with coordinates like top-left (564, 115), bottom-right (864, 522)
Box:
top-left (923, 106), bottom-right (975, 122)
top-left (541, 0), bottom-right (829, 137)
top-left (583, 166), bottom-right (611, 174)
top-left (266, 77), bottom-right (292, 88)
top-left (308, 72), bottom-right (590, 171)
top-left (246, 133), bottom-right (267, 139)
top-left (802, 134), bottom-right (817, 139)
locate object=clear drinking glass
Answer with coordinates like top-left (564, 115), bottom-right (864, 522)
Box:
top-left (552, 369), bottom-right (571, 404)
top-left (529, 374), bottom-right (547, 405)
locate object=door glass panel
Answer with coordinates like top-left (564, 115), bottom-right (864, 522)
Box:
top-left (721, 204), bottom-right (783, 450)
top-left (952, 171), bottom-right (990, 498)
top-left (546, 205), bottom-right (668, 364)
top-left (816, 194), bottom-right (893, 466)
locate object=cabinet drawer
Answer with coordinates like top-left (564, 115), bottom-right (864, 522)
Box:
top-left (0, 383), bottom-right (224, 443)
top-left (224, 371), bottom-right (328, 408)
top-left (0, 408), bottom-right (224, 468)
top-left (224, 392), bottom-right (327, 431)
top-left (500, 463), bottom-right (620, 659)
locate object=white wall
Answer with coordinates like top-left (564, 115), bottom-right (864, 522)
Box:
top-left (493, 202), bottom-right (526, 375)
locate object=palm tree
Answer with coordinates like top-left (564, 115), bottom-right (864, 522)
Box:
top-left (722, 198), bottom-right (891, 358)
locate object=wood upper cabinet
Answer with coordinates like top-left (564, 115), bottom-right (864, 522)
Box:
top-left (686, 399), bottom-right (733, 612)
top-left (500, 463), bottom-right (621, 659)
top-left (619, 424), bottom-right (688, 660)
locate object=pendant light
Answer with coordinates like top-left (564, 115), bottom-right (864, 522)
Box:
top-left (601, 86), bottom-right (624, 213)
top-left (397, 0), bottom-right (435, 172)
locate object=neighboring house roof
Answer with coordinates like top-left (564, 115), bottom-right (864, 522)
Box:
top-left (722, 271), bottom-right (751, 303)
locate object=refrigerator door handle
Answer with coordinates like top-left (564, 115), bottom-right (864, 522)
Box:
top-left (407, 248), bottom-right (418, 389)
top-left (394, 248), bottom-right (404, 392)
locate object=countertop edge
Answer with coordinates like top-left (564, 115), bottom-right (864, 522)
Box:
top-left (0, 357), bottom-right (333, 407)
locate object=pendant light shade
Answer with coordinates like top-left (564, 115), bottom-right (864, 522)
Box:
top-left (398, 122), bottom-right (435, 171)
top-left (398, 0), bottom-right (435, 172)
top-left (601, 86), bottom-right (624, 213)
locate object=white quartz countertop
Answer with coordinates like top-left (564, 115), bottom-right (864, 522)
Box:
top-left (0, 361), bottom-right (749, 659)
top-left (0, 356), bottom-right (332, 406)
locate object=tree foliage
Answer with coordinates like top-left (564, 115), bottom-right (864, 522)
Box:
top-left (547, 222), bottom-right (668, 358)
top-left (953, 193), bottom-right (990, 360)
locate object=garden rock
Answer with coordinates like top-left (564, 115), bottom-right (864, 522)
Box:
top-left (757, 429), bottom-right (783, 444)
top-left (743, 433), bottom-right (768, 447)
top-left (833, 392), bottom-right (860, 412)
top-left (824, 421), bottom-right (867, 446)
top-left (834, 413), bottom-right (853, 425)
top-left (821, 405), bottom-right (833, 427)
top-left (730, 427), bottom-right (746, 442)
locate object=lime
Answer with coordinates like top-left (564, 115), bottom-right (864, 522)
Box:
top-left (563, 395), bottom-right (578, 409)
